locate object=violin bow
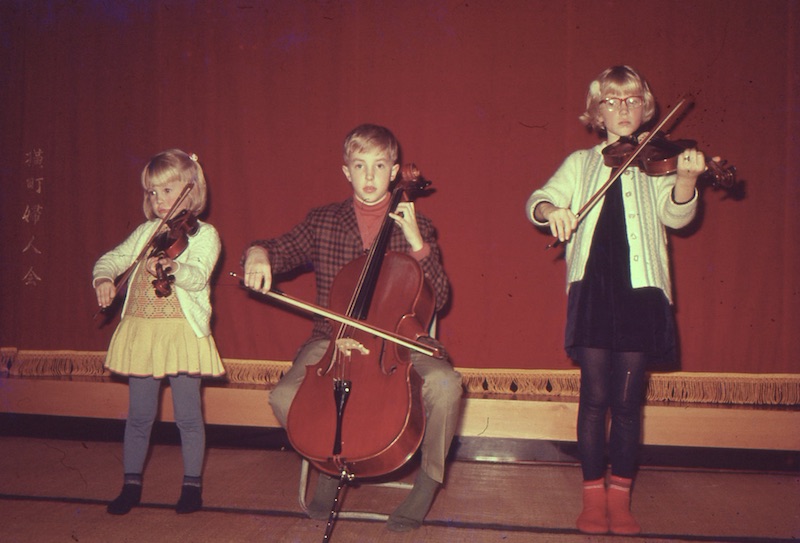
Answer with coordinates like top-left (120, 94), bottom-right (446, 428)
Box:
top-left (229, 272), bottom-right (442, 359)
top-left (548, 96), bottom-right (689, 249)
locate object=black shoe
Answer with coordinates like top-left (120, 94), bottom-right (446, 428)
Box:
top-left (176, 485), bottom-right (202, 514)
top-left (107, 483), bottom-right (142, 515)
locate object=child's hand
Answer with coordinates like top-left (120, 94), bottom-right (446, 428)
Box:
top-left (673, 148), bottom-right (709, 203)
top-left (676, 148), bottom-right (707, 180)
top-left (145, 255), bottom-right (175, 278)
top-left (537, 203), bottom-right (577, 242)
top-left (95, 279), bottom-right (116, 308)
top-left (390, 201), bottom-right (424, 251)
top-left (243, 246), bottom-right (272, 294)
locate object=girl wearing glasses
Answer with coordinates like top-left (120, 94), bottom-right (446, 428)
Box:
top-left (525, 65), bottom-right (708, 535)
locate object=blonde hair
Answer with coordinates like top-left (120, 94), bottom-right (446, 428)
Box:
top-left (579, 65), bottom-right (656, 133)
top-left (141, 149), bottom-right (207, 219)
top-left (342, 124), bottom-right (399, 165)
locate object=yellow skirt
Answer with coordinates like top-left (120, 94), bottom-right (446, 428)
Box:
top-left (105, 316), bottom-right (226, 378)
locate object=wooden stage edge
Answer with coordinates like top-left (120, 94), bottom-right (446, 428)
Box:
top-left (1, 376), bottom-right (798, 452)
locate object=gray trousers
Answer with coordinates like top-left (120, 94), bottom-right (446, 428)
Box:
top-left (124, 374), bottom-right (205, 478)
top-left (268, 339), bottom-right (463, 483)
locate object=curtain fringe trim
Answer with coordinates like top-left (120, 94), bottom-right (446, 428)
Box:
top-left (457, 368), bottom-right (800, 406)
top-left (1, 348), bottom-right (797, 406)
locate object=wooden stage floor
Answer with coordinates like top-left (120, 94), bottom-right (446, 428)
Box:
top-left (0, 417), bottom-right (798, 543)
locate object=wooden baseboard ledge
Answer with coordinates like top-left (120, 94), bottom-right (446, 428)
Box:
top-left (1, 374), bottom-right (797, 452)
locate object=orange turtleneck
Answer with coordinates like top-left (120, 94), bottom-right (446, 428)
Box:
top-left (353, 195), bottom-right (390, 249)
top-left (352, 196), bottom-right (430, 260)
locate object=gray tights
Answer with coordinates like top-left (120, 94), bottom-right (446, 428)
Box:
top-left (123, 374), bottom-right (205, 478)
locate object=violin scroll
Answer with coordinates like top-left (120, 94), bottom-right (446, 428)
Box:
top-left (704, 158), bottom-right (737, 191)
top-left (152, 263), bottom-right (176, 297)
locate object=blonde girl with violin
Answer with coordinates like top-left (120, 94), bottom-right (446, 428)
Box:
top-left (93, 149), bottom-right (224, 515)
top-left (526, 66), bottom-right (709, 535)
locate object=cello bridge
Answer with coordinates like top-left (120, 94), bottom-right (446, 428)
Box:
top-left (335, 338), bottom-right (370, 357)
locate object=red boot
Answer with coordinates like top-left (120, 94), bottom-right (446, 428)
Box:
top-left (576, 478), bottom-right (608, 534)
top-left (607, 475), bottom-right (641, 535)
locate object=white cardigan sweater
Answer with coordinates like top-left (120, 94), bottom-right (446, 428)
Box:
top-left (92, 219), bottom-right (221, 337)
top-left (525, 144), bottom-right (698, 304)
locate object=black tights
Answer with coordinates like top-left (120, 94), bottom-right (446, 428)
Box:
top-left (575, 347), bottom-right (647, 481)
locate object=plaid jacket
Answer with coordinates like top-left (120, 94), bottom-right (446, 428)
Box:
top-left (251, 197), bottom-right (450, 344)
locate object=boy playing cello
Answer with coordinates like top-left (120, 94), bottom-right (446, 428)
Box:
top-left (242, 124), bottom-right (462, 532)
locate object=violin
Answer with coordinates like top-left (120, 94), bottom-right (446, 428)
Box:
top-left (150, 209), bottom-right (198, 297)
top-left (546, 97), bottom-right (740, 249)
top-left (602, 133), bottom-right (737, 191)
top-left (94, 183), bottom-right (195, 325)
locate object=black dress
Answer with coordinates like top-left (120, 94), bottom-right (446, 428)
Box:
top-left (565, 176), bottom-right (677, 367)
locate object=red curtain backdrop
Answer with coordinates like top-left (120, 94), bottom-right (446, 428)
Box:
top-left (1, 0), bottom-right (797, 374)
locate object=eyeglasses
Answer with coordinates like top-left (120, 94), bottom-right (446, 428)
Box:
top-left (600, 96), bottom-right (644, 111)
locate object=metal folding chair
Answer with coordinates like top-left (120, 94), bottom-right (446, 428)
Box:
top-left (298, 458), bottom-right (413, 521)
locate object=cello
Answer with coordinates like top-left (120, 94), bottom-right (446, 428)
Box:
top-left (284, 164), bottom-right (436, 482)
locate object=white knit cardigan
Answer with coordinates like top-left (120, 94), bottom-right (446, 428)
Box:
top-left (525, 144), bottom-right (698, 304)
top-left (92, 218), bottom-right (221, 337)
